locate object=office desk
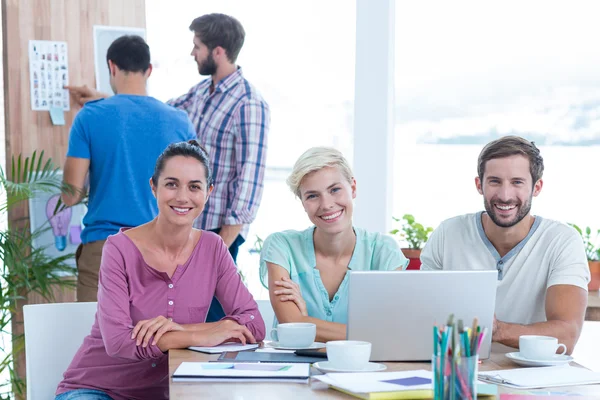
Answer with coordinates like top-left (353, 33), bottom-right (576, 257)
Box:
top-left (169, 343), bottom-right (600, 398)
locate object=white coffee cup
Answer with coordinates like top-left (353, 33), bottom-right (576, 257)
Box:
top-left (270, 322), bottom-right (316, 348)
top-left (326, 340), bottom-right (372, 370)
top-left (519, 335), bottom-right (567, 360)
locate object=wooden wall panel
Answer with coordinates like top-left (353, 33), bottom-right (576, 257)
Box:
top-left (3, 0), bottom-right (146, 162)
top-left (1, 1), bottom-right (145, 395)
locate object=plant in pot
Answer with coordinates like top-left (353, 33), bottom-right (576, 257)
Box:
top-left (0, 151), bottom-right (76, 398)
top-left (390, 214), bottom-right (433, 270)
top-left (569, 223), bottom-right (600, 291)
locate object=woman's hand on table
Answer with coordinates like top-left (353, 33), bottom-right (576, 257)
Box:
top-left (195, 319), bottom-right (256, 346)
top-left (131, 315), bottom-right (184, 347)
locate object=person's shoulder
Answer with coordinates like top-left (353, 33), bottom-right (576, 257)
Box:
top-left (238, 78), bottom-right (269, 107)
top-left (354, 227), bottom-right (400, 251)
top-left (104, 229), bottom-right (135, 253)
top-left (265, 228), bottom-right (311, 247)
top-left (438, 213), bottom-right (479, 232)
top-left (82, 97), bottom-right (106, 108)
top-left (74, 98), bottom-right (107, 119)
top-left (536, 217), bottom-right (580, 239)
top-left (200, 230), bottom-right (223, 244)
top-left (152, 98), bottom-right (193, 119)
top-left (355, 227), bottom-right (397, 248)
top-left (263, 226), bottom-right (314, 251)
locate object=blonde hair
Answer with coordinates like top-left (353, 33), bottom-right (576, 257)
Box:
top-left (287, 147), bottom-right (354, 198)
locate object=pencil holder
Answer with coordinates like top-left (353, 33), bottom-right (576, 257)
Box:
top-left (432, 354), bottom-right (478, 400)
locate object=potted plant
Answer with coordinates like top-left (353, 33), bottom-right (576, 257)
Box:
top-left (569, 223), bottom-right (600, 291)
top-left (0, 151), bottom-right (76, 398)
top-left (390, 214), bottom-right (433, 270)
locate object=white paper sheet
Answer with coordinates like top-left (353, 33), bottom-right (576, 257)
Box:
top-left (172, 362), bottom-right (310, 383)
top-left (187, 342), bottom-right (258, 354)
top-left (478, 365), bottom-right (600, 389)
top-left (29, 40), bottom-right (70, 111)
top-left (93, 25), bottom-right (146, 95)
top-left (313, 369), bottom-right (432, 393)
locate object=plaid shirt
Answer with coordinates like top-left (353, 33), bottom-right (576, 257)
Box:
top-left (167, 68), bottom-right (269, 238)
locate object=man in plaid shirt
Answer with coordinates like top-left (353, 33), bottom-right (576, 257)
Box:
top-left (167, 13), bottom-right (270, 263)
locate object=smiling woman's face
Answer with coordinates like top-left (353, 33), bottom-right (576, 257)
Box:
top-left (299, 166), bottom-right (356, 234)
top-left (151, 155), bottom-right (212, 226)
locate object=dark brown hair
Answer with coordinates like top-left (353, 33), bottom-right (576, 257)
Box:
top-left (189, 13), bottom-right (245, 63)
top-left (477, 136), bottom-right (544, 185)
top-left (106, 35), bottom-right (150, 73)
top-left (152, 140), bottom-right (212, 186)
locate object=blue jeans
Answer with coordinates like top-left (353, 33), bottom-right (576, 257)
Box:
top-left (205, 229), bottom-right (246, 322)
top-left (55, 389), bottom-right (113, 400)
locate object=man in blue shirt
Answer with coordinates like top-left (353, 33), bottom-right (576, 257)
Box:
top-left (62, 35), bottom-right (196, 302)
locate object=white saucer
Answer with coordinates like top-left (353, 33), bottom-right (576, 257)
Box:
top-left (267, 341), bottom-right (326, 350)
top-left (506, 352), bottom-right (573, 367)
top-left (313, 361), bottom-right (387, 373)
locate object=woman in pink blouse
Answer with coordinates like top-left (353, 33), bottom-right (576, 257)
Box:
top-left (55, 140), bottom-right (265, 400)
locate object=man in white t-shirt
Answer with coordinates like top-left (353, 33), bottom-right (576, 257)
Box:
top-left (420, 136), bottom-right (589, 354)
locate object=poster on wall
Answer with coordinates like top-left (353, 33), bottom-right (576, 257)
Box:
top-left (29, 172), bottom-right (87, 268)
top-left (28, 40), bottom-right (70, 111)
top-left (93, 25), bottom-right (146, 95)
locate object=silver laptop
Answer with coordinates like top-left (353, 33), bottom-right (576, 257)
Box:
top-left (347, 270), bottom-right (497, 361)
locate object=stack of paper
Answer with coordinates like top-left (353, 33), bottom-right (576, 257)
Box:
top-left (479, 365), bottom-right (600, 389)
top-left (172, 362), bottom-right (310, 383)
top-left (314, 370), bottom-right (498, 399)
top-left (314, 370), bottom-right (434, 399)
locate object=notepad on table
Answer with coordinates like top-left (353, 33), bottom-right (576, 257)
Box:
top-left (478, 365), bottom-right (600, 389)
top-left (187, 342), bottom-right (259, 354)
top-left (314, 370), bottom-right (498, 399)
top-left (172, 362), bottom-right (310, 383)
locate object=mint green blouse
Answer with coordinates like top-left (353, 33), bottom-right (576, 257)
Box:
top-left (259, 226), bottom-right (408, 326)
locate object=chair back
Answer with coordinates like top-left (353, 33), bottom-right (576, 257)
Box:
top-left (23, 302), bottom-right (97, 400)
top-left (256, 299), bottom-right (275, 339)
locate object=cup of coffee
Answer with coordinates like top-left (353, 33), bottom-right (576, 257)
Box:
top-left (270, 323), bottom-right (316, 348)
top-left (326, 340), bottom-right (372, 370)
top-left (519, 335), bottom-right (567, 360)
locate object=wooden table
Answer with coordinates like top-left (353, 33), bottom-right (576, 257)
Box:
top-left (586, 291), bottom-right (600, 321)
top-left (169, 343), bottom-right (600, 398)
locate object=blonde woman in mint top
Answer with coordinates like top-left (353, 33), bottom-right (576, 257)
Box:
top-left (260, 147), bottom-right (408, 342)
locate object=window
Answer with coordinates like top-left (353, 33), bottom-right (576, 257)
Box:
top-left (394, 0), bottom-right (600, 232)
top-left (146, 0), bottom-right (356, 298)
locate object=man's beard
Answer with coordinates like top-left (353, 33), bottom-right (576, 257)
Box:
top-left (484, 196), bottom-right (532, 228)
top-left (198, 53), bottom-right (217, 76)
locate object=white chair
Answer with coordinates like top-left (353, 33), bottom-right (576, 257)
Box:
top-left (23, 302), bottom-right (97, 400)
top-left (573, 320), bottom-right (600, 372)
top-left (257, 299), bottom-right (275, 339)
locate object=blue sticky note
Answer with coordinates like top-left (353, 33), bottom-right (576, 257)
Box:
top-left (49, 106), bottom-right (65, 125)
top-left (382, 376), bottom-right (432, 386)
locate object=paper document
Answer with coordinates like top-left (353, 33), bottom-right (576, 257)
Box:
top-left (314, 370), bottom-right (433, 393)
top-left (172, 362), bottom-right (310, 383)
top-left (29, 40), bottom-right (70, 111)
top-left (188, 342), bottom-right (258, 354)
top-left (479, 365), bottom-right (600, 389)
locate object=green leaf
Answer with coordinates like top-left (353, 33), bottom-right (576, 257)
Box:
top-left (0, 150), bottom-right (76, 395)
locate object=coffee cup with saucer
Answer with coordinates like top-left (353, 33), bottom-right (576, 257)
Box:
top-left (314, 340), bottom-right (387, 373)
top-left (269, 322), bottom-right (325, 350)
top-left (506, 335), bottom-right (572, 367)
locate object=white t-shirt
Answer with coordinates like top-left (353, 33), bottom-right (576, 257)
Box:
top-left (420, 212), bottom-right (590, 325)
